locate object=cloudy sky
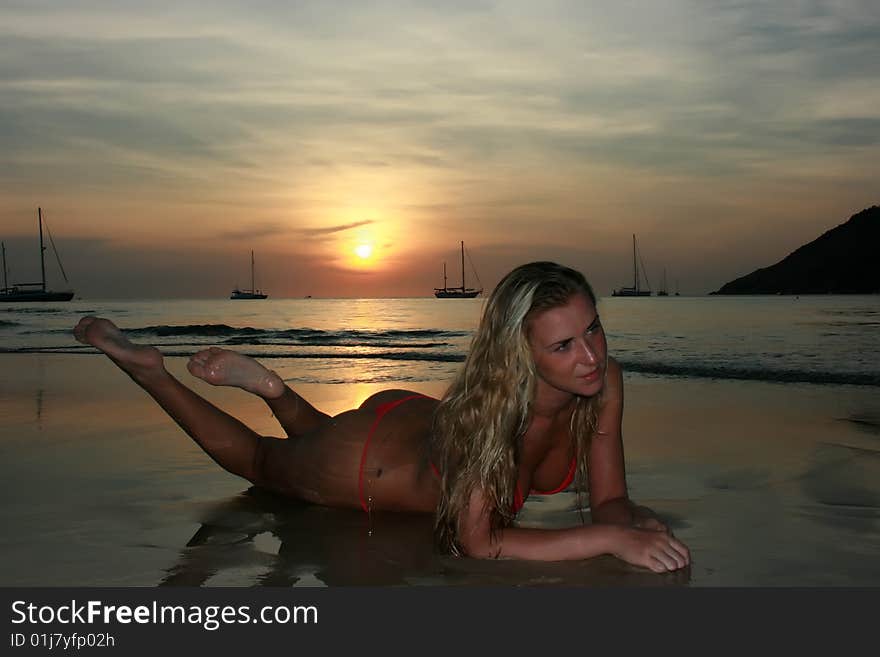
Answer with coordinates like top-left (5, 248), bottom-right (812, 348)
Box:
top-left (1, 0), bottom-right (877, 298)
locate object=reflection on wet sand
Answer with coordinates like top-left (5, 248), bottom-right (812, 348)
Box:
top-left (160, 488), bottom-right (691, 587)
top-left (840, 413), bottom-right (880, 436)
top-left (799, 442), bottom-right (880, 511)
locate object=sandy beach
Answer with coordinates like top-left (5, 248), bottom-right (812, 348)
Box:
top-left (1, 352), bottom-right (878, 586)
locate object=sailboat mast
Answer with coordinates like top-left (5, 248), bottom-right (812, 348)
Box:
top-left (1, 241), bottom-right (7, 290)
top-left (443, 261), bottom-right (448, 290)
top-left (250, 250), bottom-right (255, 292)
top-left (632, 234), bottom-right (638, 293)
top-left (460, 240), bottom-right (466, 291)
top-left (38, 207), bottom-right (47, 292)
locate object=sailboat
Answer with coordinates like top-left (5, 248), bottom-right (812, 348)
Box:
top-left (230, 251), bottom-right (268, 299)
top-left (611, 234), bottom-right (652, 297)
top-left (657, 268), bottom-right (669, 296)
top-left (434, 241), bottom-right (482, 298)
top-left (1, 207), bottom-right (74, 302)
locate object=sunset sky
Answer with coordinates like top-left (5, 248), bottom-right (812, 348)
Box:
top-left (1, 0), bottom-right (877, 298)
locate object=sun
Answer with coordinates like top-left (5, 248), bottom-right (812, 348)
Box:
top-left (354, 244), bottom-right (373, 260)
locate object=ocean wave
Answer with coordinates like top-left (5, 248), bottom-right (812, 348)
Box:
top-left (219, 336), bottom-right (450, 348)
top-left (0, 346), bottom-right (468, 363)
top-left (804, 320), bottom-right (880, 327)
top-left (820, 309), bottom-right (880, 317)
top-left (619, 360), bottom-right (880, 387)
top-left (127, 324), bottom-right (260, 337)
top-left (124, 323), bottom-right (468, 342)
top-left (159, 350), bottom-right (467, 363)
top-left (1, 307), bottom-right (70, 314)
top-left (3, 346), bottom-right (878, 386)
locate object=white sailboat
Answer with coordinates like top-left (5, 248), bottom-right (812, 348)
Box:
top-left (657, 268), bottom-right (669, 296)
top-left (611, 234), bottom-right (652, 297)
top-left (434, 241), bottom-right (482, 298)
top-left (1, 207), bottom-right (74, 302)
top-left (230, 251), bottom-right (268, 300)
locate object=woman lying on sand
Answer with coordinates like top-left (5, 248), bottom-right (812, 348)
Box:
top-left (74, 261), bottom-right (690, 572)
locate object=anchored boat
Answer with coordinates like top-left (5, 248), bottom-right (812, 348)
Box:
top-left (230, 251), bottom-right (268, 300)
top-left (611, 234), bottom-right (651, 297)
top-left (434, 241), bottom-right (482, 298)
top-left (1, 207), bottom-right (74, 302)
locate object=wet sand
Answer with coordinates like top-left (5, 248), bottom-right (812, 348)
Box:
top-left (1, 353), bottom-right (878, 586)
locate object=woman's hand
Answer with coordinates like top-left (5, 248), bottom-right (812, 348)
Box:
top-left (632, 516), bottom-right (670, 533)
top-left (608, 525), bottom-right (691, 573)
top-left (630, 505), bottom-right (673, 533)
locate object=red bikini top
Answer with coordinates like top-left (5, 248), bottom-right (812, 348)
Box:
top-left (429, 456), bottom-right (577, 514)
top-left (512, 456), bottom-right (577, 513)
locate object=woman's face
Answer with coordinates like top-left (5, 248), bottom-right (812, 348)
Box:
top-left (527, 292), bottom-right (607, 398)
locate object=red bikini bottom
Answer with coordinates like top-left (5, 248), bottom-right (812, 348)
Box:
top-left (357, 394), bottom-right (434, 512)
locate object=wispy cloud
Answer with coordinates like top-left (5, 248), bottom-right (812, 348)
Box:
top-left (300, 220), bottom-right (374, 237)
top-left (220, 222), bottom-right (287, 240)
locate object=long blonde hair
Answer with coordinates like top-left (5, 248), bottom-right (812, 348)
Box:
top-left (432, 261), bottom-right (602, 554)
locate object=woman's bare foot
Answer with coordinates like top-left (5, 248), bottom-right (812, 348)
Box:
top-left (73, 316), bottom-right (166, 382)
top-left (187, 347), bottom-right (285, 399)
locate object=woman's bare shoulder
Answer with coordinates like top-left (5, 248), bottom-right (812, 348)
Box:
top-left (608, 355), bottom-right (622, 376)
top-left (602, 356), bottom-right (624, 404)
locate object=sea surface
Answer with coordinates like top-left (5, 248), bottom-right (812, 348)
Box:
top-left (2, 295), bottom-right (879, 387)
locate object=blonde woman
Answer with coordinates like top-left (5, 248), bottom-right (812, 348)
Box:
top-left (74, 262), bottom-right (689, 572)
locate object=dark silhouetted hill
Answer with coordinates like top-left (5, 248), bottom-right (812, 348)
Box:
top-left (712, 206), bottom-right (880, 295)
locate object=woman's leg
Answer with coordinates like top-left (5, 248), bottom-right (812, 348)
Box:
top-left (74, 316), bottom-right (290, 486)
top-left (75, 316), bottom-right (437, 511)
top-left (186, 347), bottom-right (329, 438)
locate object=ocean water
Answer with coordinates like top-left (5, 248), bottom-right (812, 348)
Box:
top-left (2, 295), bottom-right (879, 387)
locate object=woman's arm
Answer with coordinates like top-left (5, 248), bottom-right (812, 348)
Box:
top-left (457, 488), bottom-right (689, 571)
top-left (586, 356), bottom-right (631, 522)
top-left (586, 357), bottom-right (669, 530)
top-left (455, 357), bottom-right (690, 570)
